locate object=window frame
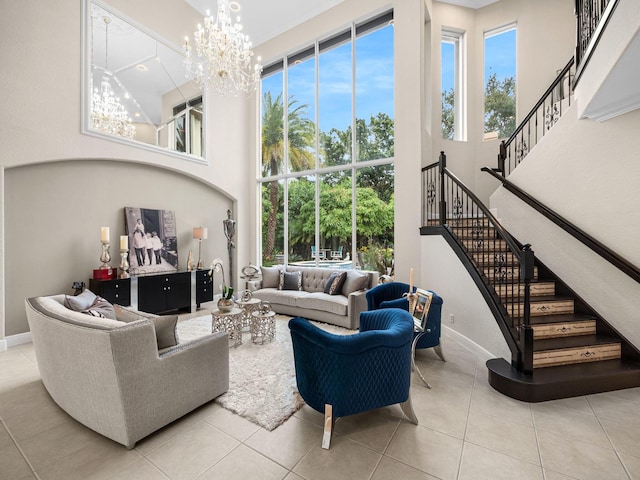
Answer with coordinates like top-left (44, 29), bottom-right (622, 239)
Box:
top-left (441, 28), bottom-right (466, 141)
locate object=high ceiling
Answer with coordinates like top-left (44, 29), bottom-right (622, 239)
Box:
top-left (183, 0), bottom-right (500, 47)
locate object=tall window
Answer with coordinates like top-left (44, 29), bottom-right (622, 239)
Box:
top-left (441, 29), bottom-right (465, 141)
top-left (484, 24), bottom-right (516, 140)
top-left (260, 12), bottom-right (394, 275)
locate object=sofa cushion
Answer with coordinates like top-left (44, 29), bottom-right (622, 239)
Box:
top-left (296, 292), bottom-right (348, 316)
top-left (113, 305), bottom-right (178, 349)
top-left (323, 271), bottom-right (347, 295)
top-left (252, 288), bottom-right (308, 307)
top-left (261, 266), bottom-right (283, 288)
top-left (342, 270), bottom-right (370, 296)
top-left (279, 270), bottom-right (302, 291)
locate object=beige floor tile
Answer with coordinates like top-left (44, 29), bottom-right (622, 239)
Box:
top-left (134, 412), bottom-right (204, 456)
top-left (0, 423), bottom-right (14, 450)
top-left (333, 407), bottom-right (401, 453)
top-left (0, 441), bottom-right (32, 480)
top-left (3, 403), bottom-right (71, 443)
top-left (619, 452), bottom-right (640, 480)
top-left (588, 394), bottom-right (640, 427)
top-left (537, 429), bottom-right (628, 480)
top-left (532, 403), bottom-right (610, 448)
top-left (385, 423), bottom-right (463, 480)
top-left (465, 410), bottom-right (540, 464)
top-left (542, 470), bottom-right (581, 480)
top-left (470, 384), bottom-right (533, 426)
top-left (244, 415), bottom-right (322, 469)
top-left (590, 387), bottom-right (640, 404)
top-left (198, 444), bottom-right (288, 480)
top-left (293, 434), bottom-right (382, 480)
top-left (532, 395), bottom-right (595, 416)
top-left (109, 458), bottom-right (170, 480)
top-left (18, 417), bottom-right (103, 469)
top-left (147, 422), bottom-right (239, 480)
top-left (458, 442), bottom-right (543, 480)
top-left (284, 473), bottom-right (305, 480)
top-left (370, 456), bottom-right (439, 480)
top-left (293, 404), bottom-right (325, 427)
top-left (200, 403), bottom-right (261, 441)
top-left (600, 417), bottom-right (640, 457)
top-left (35, 435), bottom-right (141, 480)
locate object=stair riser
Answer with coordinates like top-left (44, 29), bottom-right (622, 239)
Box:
top-left (473, 253), bottom-right (518, 266)
top-left (508, 300), bottom-right (574, 317)
top-left (533, 321), bottom-right (597, 339)
top-left (483, 266), bottom-right (539, 281)
top-left (534, 344), bottom-right (621, 368)
top-left (463, 239), bottom-right (509, 251)
top-left (452, 228), bottom-right (496, 240)
top-left (496, 283), bottom-right (555, 298)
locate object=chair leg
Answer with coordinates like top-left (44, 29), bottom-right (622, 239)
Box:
top-left (322, 404), bottom-right (334, 449)
top-left (400, 393), bottom-right (418, 425)
top-left (434, 343), bottom-right (446, 362)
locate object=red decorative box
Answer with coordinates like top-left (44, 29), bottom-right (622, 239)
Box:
top-left (93, 267), bottom-right (117, 280)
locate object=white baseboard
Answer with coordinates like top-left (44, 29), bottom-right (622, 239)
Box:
top-left (442, 325), bottom-right (495, 362)
top-left (3, 331), bottom-right (33, 349)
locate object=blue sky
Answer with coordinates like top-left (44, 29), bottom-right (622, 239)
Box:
top-left (441, 27), bottom-right (516, 93)
top-left (261, 25), bottom-right (394, 132)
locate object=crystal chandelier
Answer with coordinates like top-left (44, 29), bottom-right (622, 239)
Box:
top-left (91, 17), bottom-right (136, 139)
top-left (184, 0), bottom-right (262, 96)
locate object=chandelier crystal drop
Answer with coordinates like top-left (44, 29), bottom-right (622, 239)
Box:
top-left (184, 0), bottom-right (262, 96)
top-left (91, 17), bottom-right (136, 139)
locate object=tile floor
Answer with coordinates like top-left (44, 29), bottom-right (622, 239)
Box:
top-left (2, 307), bottom-right (640, 480)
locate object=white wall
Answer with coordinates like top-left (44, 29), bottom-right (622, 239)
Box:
top-left (421, 235), bottom-right (511, 360)
top-left (491, 105), bottom-right (640, 349)
top-left (428, 0), bottom-right (575, 202)
top-left (0, 0), bottom-right (254, 339)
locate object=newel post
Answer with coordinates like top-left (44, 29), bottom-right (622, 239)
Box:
top-left (520, 244), bottom-right (535, 375)
top-left (498, 141), bottom-right (506, 174)
top-left (439, 151), bottom-right (447, 226)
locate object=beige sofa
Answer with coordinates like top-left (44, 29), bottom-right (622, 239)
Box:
top-left (25, 294), bottom-right (229, 449)
top-left (249, 266), bottom-right (379, 329)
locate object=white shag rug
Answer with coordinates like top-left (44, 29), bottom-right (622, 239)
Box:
top-left (177, 314), bottom-right (352, 431)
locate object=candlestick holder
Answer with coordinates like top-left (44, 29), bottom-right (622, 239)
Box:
top-left (119, 249), bottom-right (130, 279)
top-left (100, 241), bottom-right (111, 269)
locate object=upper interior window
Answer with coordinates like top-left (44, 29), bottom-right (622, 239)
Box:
top-left (441, 28), bottom-right (465, 141)
top-left (483, 24), bottom-right (516, 140)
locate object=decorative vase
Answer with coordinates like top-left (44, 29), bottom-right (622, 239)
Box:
top-left (217, 297), bottom-right (234, 313)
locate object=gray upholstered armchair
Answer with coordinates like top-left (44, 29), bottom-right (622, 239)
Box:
top-left (25, 295), bottom-right (229, 449)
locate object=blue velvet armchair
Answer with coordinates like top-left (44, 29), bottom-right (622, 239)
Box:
top-left (289, 309), bottom-right (418, 449)
top-left (366, 282), bottom-right (445, 361)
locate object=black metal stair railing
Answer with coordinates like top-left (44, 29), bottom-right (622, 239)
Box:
top-left (422, 152), bottom-right (535, 373)
top-left (497, 58), bottom-right (575, 177)
top-left (575, 0), bottom-right (618, 80)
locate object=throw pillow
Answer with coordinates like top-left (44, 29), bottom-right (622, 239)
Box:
top-left (261, 266), bottom-right (282, 289)
top-left (64, 289), bottom-right (97, 311)
top-left (341, 270), bottom-right (370, 296)
top-left (83, 296), bottom-right (116, 319)
top-left (113, 304), bottom-right (178, 349)
top-left (279, 270), bottom-right (302, 291)
top-left (323, 271), bottom-right (347, 295)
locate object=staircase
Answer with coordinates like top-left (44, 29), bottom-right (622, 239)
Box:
top-left (421, 157), bottom-right (640, 402)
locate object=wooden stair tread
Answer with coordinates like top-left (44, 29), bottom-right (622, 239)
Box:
top-left (533, 335), bottom-right (619, 352)
top-left (487, 357), bottom-right (640, 402)
top-left (529, 313), bottom-right (596, 325)
top-left (504, 295), bottom-right (573, 304)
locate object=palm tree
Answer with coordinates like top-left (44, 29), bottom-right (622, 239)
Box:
top-left (261, 91), bottom-right (315, 259)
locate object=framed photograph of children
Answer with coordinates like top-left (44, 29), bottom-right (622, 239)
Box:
top-left (124, 206), bottom-right (178, 275)
top-left (410, 288), bottom-right (434, 331)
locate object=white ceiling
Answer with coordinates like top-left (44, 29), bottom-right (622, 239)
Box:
top-left (182, 1), bottom-right (499, 47)
top-left (184, 0), bottom-right (345, 47)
